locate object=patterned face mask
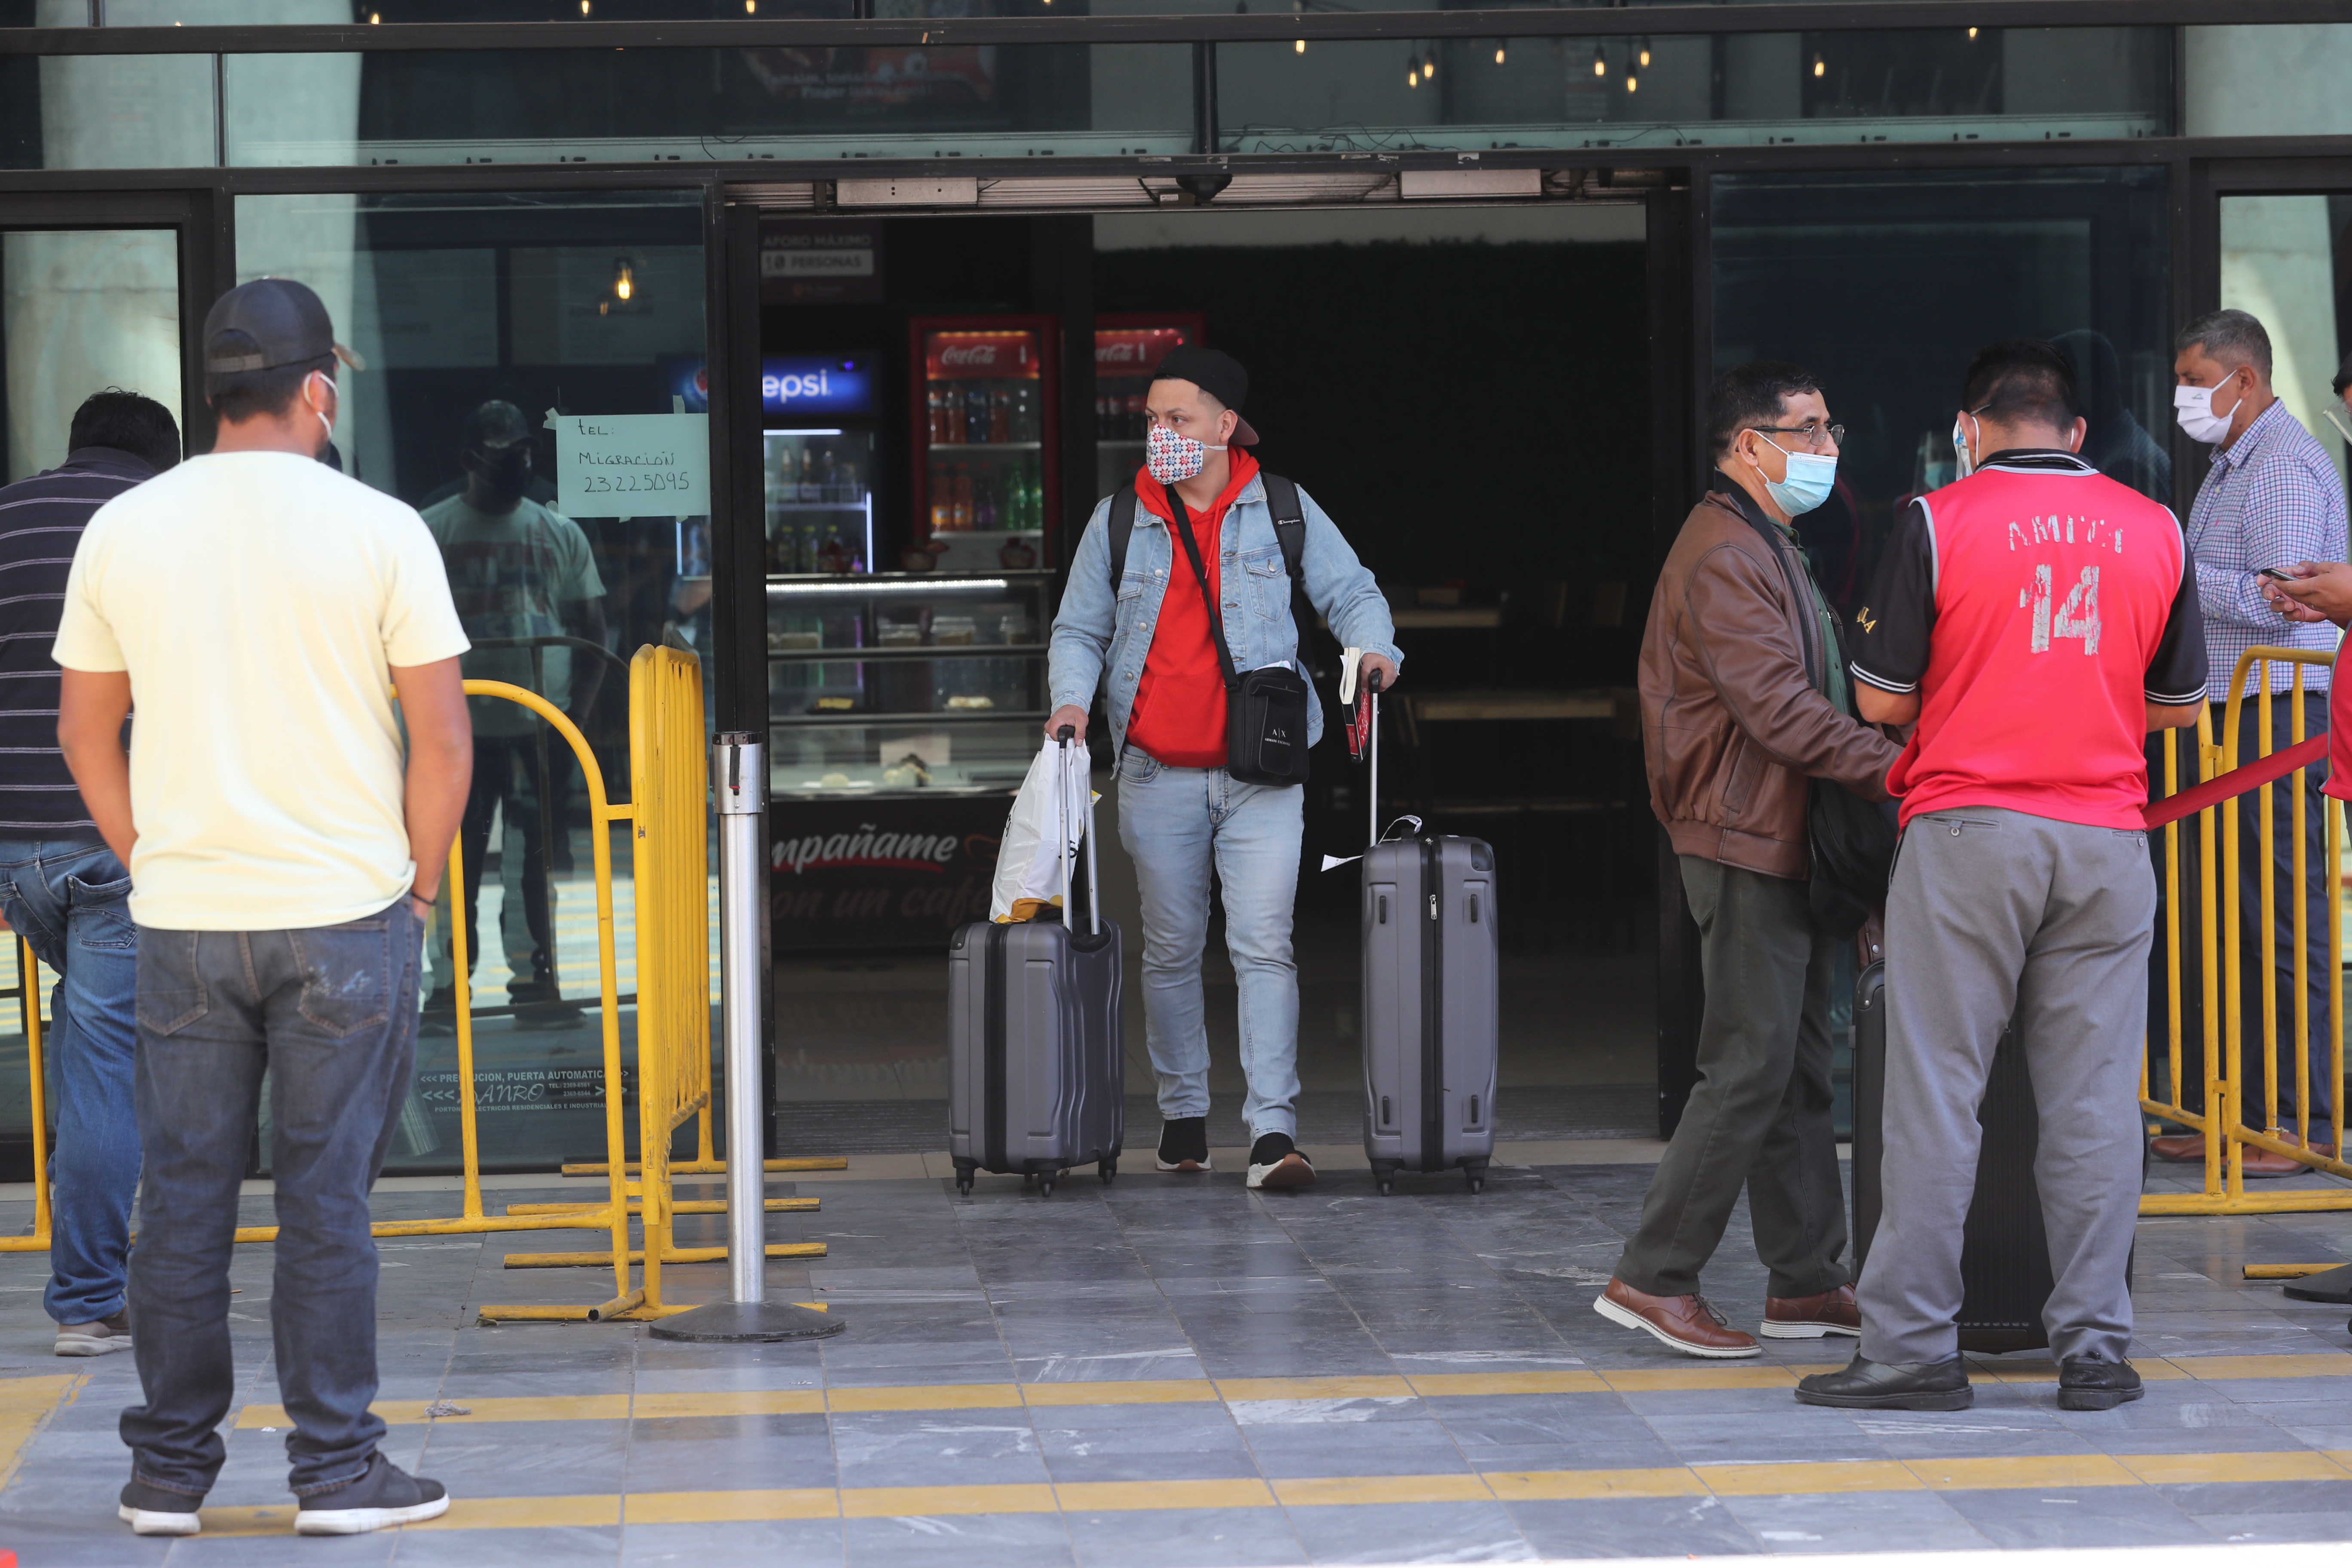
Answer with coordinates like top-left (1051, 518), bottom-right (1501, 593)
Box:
top-left (1146, 421), bottom-right (1226, 486)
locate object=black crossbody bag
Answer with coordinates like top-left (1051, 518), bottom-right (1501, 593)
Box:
top-left (1149, 479), bottom-right (1316, 787)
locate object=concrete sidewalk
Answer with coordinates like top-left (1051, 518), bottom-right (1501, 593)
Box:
top-left (2, 1157), bottom-right (2350, 1563)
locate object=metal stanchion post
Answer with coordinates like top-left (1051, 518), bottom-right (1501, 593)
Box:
top-left (651, 732), bottom-right (841, 1343)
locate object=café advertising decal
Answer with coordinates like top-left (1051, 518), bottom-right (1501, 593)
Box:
top-left (770, 797), bottom-right (1003, 949)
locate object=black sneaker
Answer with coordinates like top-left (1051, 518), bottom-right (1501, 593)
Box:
top-left (1794, 1354), bottom-right (1973, 1411)
top-left (2057, 1354), bottom-right (2144, 1411)
top-left (1247, 1132), bottom-right (1315, 1190)
top-left (1156, 1116), bottom-right (1211, 1172)
top-left (118, 1477), bottom-right (203, 1537)
top-left (294, 1452), bottom-right (450, 1536)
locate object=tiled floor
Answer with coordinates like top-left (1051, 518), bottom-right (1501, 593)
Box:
top-left (3, 1154), bottom-right (2352, 1563)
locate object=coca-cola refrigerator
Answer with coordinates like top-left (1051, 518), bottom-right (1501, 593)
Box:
top-left (1093, 313), bottom-right (1205, 498)
top-left (907, 315), bottom-right (1061, 574)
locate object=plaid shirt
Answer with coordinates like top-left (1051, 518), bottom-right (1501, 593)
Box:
top-left (2187, 398), bottom-right (2347, 699)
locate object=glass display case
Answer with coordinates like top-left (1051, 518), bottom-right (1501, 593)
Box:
top-left (764, 428), bottom-right (876, 575)
top-left (908, 315), bottom-right (1060, 574)
top-left (766, 572), bottom-right (1054, 796)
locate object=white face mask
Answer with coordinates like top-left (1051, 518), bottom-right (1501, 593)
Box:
top-left (307, 372), bottom-right (337, 449)
top-left (2174, 377), bottom-right (2239, 446)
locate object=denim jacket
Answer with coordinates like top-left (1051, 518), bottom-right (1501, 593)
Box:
top-left (1048, 472), bottom-right (1401, 761)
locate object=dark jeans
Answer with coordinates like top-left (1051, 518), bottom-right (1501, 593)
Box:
top-left (2148, 694), bottom-right (2336, 1125)
top-left (1615, 856), bottom-right (1849, 1300)
top-left (0, 839), bottom-right (137, 1325)
top-left (120, 900), bottom-right (421, 1498)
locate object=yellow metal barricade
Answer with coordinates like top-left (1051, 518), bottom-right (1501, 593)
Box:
top-left (0, 938), bottom-right (53, 1256)
top-left (2142, 646), bottom-right (2352, 1216)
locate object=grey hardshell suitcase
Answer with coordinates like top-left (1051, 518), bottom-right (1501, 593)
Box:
top-left (948, 734), bottom-right (1124, 1197)
top-left (1357, 683), bottom-right (1500, 1194)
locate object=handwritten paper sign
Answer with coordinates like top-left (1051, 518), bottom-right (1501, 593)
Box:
top-left (552, 413), bottom-right (709, 519)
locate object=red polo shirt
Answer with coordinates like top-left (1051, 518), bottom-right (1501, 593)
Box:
top-left (1125, 451), bottom-right (1261, 768)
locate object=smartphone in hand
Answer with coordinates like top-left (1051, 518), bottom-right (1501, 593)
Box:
top-left (2259, 567), bottom-right (2299, 583)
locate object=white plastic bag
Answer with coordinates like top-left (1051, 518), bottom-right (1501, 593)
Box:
top-left (989, 736), bottom-right (1093, 923)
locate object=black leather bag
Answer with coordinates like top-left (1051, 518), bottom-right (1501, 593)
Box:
top-left (1165, 481), bottom-right (1314, 788)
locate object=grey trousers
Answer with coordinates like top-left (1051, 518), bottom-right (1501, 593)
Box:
top-left (1615, 856), bottom-right (1848, 1301)
top-left (1859, 807), bottom-right (2153, 1366)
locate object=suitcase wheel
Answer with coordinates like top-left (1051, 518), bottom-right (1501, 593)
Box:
top-left (1464, 1163), bottom-right (1488, 1195)
top-left (1099, 1158), bottom-right (1117, 1183)
top-left (1038, 1174), bottom-right (1057, 1196)
top-left (953, 1159), bottom-right (977, 1198)
top-left (1465, 1175), bottom-right (1484, 1194)
top-left (1378, 1179), bottom-right (1395, 1196)
top-left (956, 1179), bottom-right (974, 1196)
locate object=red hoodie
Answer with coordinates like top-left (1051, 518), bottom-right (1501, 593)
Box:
top-left (1124, 451), bottom-right (1262, 769)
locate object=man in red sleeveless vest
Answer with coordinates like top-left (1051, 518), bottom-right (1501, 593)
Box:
top-left (1798, 340), bottom-right (2208, 1413)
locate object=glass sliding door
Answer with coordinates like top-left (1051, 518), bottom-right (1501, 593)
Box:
top-left (238, 189), bottom-right (715, 1174)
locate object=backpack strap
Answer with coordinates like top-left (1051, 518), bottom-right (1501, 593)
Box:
top-left (1259, 472), bottom-right (1321, 679)
top-left (1106, 487), bottom-right (1137, 594)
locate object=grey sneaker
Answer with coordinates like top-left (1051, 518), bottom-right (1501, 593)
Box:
top-left (295, 1452), bottom-right (450, 1536)
top-left (57, 1311), bottom-right (132, 1357)
top-left (117, 1477), bottom-right (202, 1537)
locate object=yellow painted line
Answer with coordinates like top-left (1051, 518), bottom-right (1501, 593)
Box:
top-left (1406, 1371), bottom-right (1610, 1397)
top-left (1908, 1455), bottom-right (2139, 1491)
top-left (1488, 1467), bottom-right (1709, 1501)
top-left (2119, 1450), bottom-right (2352, 1485)
top-left (147, 1449), bottom-right (2352, 1536)
top-left (1694, 1460), bottom-right (1918, 1496)
top-left (826, 1384), bottom-right (1025, 1413)
top-left (1056, 1478), bottom-right (1276, 1512)
top-left (220, 1351), bottom-right (2352, 1435)
top-left (1275, 1474), bottom-right (1492, 1506)
top-left (625, 1488), bottom-right (839, 1524)
top-left (1021, 1380), bottom-right (1219, 1408)
top-left (840, 1483), bottom-right (1058, 1518)
top-left (1216, 1375), bottom-right (1416, 1402)
top-left (0, 1372), bottom-right (82, 1489)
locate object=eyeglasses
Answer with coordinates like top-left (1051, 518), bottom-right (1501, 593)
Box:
top-left (1752, 423), bottom-right (1845, 450)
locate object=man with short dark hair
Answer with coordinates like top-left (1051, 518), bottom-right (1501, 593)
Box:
top-left (1046, 346), bottom-right (1398, 1190)
top-left (2151, 309), bottom-right (2347, 1172)
top-left (55, 279), bottom-right (474, 1537)
top-left (1598, 361), bottom-right (1900, 1360)
top-left (0, 389), bottom-right (178, 1360)
top-left (1797, 340), bottom-right (2207, 1413)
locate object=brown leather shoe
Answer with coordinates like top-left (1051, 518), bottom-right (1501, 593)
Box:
top-left (1761, 1283), bottom-right (1861, 1340)
top-left (2150, 1133), bottom-right (2205, 1163)
top-left (1593, 1278), bottom-right (1761, 1360)
top-left (2153, 1130), bottom-right (2338, 1165)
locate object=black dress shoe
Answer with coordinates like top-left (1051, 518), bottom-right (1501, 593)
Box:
top-left (2056, 1355), bottom-right (2144, 1411)
top-left (2283, 1262), bottom-right (2352, 1304)
top-left (1795, 1354), bottom-right (1972, 1410)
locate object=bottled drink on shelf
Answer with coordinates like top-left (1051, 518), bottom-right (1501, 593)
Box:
top-left (816, 447), bottom-right (838, 502)
top-left (942, 382), bottom-right (966, 444)
top-left (966, 385), bottom-right (990, 445)
top-left (975, 466), bottom-right (997, 531)
top-left (950, 465), bottom-right (973, 531)
top-left (1014, 384), bottom-right (1038, 443)
top-left (929, 464), bottom-right (951, 535)
top-left (839, 459), bottom-right (860, 504)
top-left (926, 387), bottom-right (946, 445)
top-left (989, 388), bottom-right (1011, 445)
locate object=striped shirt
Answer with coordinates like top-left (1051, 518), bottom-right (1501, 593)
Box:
top-left (2185, 398), bottom-right (2348, 699)
top-left (0, 448), bottom-right (156, 837)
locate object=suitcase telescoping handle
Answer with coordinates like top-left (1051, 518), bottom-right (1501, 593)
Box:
top-left (1057, 726), bottom-right (1102, 938)
top-left (1364, 669), bottom-right (1382, 852)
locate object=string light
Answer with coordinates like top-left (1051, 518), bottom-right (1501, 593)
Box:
top-left (1295, 38), bottom-right (1304, 53)
top-left (747, 0), bottom-right (757, 10)
top-left (1967, 26), bottom-right (1978, 39)
top-left (1813, 55), bottom-right (1825, 77)
top-left (1592, 45), bottom-right (1606, 79)
top-left (1626, 74), bottom-right (1638, 93)
top-left (1407, 67), bottom-right (1418, 87)
top-left (1638, 40), bottom-right (1651, 69)
top-left (1424, 48), bottom-right (1436, 79)
top-left (1494, 45), bottom-right (1505, 65)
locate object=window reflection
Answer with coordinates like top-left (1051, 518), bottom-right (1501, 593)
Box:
top-left (238, 189), bottom-right (710, 1173)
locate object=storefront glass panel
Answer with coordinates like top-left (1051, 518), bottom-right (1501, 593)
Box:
top-left (2, 228), bottom-right (181, 484)
top-left (2218, 194), bottom-right (2352, 499)
top-left (1218, 28), bottom-right (2170, 153)
top-left (237, 188), bottom-right (714, 1173)
top-left (1712, 163), bottom-right (2168, 1133)
top-left (224, 44), bottom-right (1192, 165)
top-left (0, 53), bottom-right (216, 169)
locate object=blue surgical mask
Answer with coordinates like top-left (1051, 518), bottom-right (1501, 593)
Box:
top-left (1760, 438), bottom-right (1837, 517)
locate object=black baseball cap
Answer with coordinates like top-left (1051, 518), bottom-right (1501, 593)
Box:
top-left (202, 277), bottom-right (364, 377)
top-left (1150, 345), bottom-right (1259, 446)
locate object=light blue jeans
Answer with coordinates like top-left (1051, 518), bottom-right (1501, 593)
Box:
top-left (1115, 747), bottom-right (1304, 1142)
top-left (0, 839), bottom-right (138, 1327)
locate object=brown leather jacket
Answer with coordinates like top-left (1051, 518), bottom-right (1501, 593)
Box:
top-left (1641, 487), bottom-right (1900, 880)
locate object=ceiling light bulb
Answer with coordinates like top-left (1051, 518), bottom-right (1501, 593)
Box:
top-left (1424, 53), bottom-right (1436, 78)
top-left (1626, 74), bottom-right (1637, 93)
top-left (1295, 38), bottom-right (1305, 53)
top-left (1813, 56), bottom-right (1825, 77)
top-left (1593, 56), bottom-right (1606, 79)
top-left (1968, 26), bottom-right (1978, 39)
top-left (581, 0), bottom-right (590, 12)
top-left (613, 260), bottom-right (636, 303)
top-left (1494, 46), bottom-right (1505, 65)
top-left (1639, 45), bottom-right (1651, 68)
top-left (1407, 68), bottom-right (1418, 87)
